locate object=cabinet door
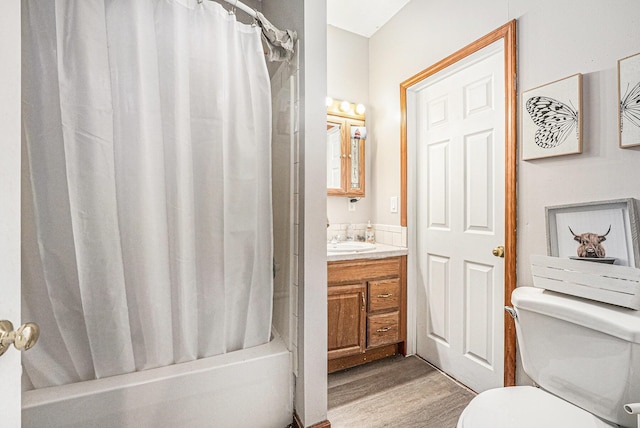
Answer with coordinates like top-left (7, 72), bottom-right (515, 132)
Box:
top-left (326, 117), bottom-right (346, 193)
top-left (328, 283), bottom-right (366, 359)
top-left (346, 121), bottom-right (365, 197)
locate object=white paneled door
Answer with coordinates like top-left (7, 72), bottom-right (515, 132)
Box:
top-left (415, 40), bottom-right (505, 393)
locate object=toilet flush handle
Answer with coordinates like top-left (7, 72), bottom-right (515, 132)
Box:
top-left (504, 306), bottom-right (517, 320)
top-left (624, 403), bottom-right (640, 428)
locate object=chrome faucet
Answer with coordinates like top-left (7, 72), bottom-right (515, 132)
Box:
top-left (345, 223), bottom-right (354, 241)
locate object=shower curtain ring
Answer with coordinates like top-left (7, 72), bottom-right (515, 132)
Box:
top-left (227, 0), bottom-right (238, 15)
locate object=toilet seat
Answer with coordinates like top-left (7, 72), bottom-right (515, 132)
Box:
top-left (457, 386), bottom-right (615, 428)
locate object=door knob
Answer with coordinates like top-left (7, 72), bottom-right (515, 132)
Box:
top-left (0, 320), bottom-right (40, 357)
top-left (492, 245), bottom-right (505, 258)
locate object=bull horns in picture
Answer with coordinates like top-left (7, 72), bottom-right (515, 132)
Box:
top-left (568, 225), bottom-right (611, 239)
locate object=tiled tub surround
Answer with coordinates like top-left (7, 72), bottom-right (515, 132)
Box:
top-left (327, 223), bottom-right (407, 247)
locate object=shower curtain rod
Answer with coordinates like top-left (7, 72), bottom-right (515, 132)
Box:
top-left (218, 0), bottom-right (257, 19)
top-left (198, 0), bottom-right (257, 19)
top-left (203, 0), bottom-right (298, 62)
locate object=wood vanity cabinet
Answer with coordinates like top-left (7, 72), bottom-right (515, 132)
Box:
top-left (327, 256), bottom-right (407, 373)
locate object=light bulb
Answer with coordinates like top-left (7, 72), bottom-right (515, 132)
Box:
top-left (356, 104), bottom-right (366, 115)
top-left (325, 97), bottom-right (333, 107)
top-left (339, 100), bottom-right (350, 112)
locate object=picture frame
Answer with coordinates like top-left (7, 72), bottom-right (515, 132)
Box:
top-left (522, 74), bottom-right (582, 160)
top-left (618, 52), bottom-right (640, 148)
top-left (546, 198), bottom-right (640, 267)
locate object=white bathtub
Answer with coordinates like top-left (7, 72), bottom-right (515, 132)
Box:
top-left (22, 334), bottom-right (292, 428)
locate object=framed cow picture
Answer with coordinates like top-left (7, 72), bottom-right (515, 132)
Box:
top-left (545, 199), bottom-right (640, 267)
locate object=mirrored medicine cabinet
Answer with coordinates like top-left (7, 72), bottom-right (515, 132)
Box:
top-left (326, 100), bottom-right (366, 197)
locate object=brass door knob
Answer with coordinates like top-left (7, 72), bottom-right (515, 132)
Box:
top-left (0, 320), bottom-right (40, 357)
top-left (492, 245), bottom-right (505, 258)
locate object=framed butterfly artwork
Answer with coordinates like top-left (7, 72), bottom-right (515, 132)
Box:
top-left (618, 52), bottom-right (640, 148)
top-left (522, 74), bottom-right (582, 160)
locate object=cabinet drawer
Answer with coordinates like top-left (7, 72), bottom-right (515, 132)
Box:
top-left (367, 311), bottom-right (399, 348)
top-left (328, 257), bottom-right (400, 284)
top-left (369, 279), bottom-right (400, 312)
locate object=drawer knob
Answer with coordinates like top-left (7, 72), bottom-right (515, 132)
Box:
top-left (376, 327), bottom-right (392, 333)
top-left (377, 293), bottom-right (393, 298)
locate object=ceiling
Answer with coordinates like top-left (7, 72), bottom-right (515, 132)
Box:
top-left (327, 0), bottom-right (412, 38)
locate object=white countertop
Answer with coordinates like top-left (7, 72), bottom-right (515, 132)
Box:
top-left (327, 243), bottom-right (408, 262)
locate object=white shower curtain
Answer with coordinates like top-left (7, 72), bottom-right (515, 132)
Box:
top-left (21, 0), bottom-right (273, 389)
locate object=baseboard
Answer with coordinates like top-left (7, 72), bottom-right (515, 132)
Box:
top-left (292, 411), bottom-right (331, 428)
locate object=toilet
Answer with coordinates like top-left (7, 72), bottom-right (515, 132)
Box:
top-left (457, 286), bottom-right (640, 428)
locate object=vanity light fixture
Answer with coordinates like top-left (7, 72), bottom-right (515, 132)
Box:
top-left (326, 97), bottom-right (365, 121)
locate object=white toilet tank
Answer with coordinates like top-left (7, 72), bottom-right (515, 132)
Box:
top-left (512, 286), bottom-right (640, 428)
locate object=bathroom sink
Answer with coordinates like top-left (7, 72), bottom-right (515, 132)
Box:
top-left (327, 241), bottom-right (376, 253)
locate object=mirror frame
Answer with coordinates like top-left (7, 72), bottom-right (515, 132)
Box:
top-left (326, 101), bottom-right (366, 197)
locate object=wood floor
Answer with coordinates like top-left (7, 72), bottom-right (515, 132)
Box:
top-left (327, 355), bottom-right (476, 427)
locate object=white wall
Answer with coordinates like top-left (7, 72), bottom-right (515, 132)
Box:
top-left (264, 1), bottom-right (329, 426)
top-left (299, 3), bottom-right (329, 425)
top-left (327, 25), bottom-right (369, 107)
top-left (369, 0), bottom-right (640, 384)
top-left (327, 25), bottom-right (372, 225)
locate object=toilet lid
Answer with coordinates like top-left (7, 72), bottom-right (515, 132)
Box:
top-left (457, 386), bottom-right (614, 428)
